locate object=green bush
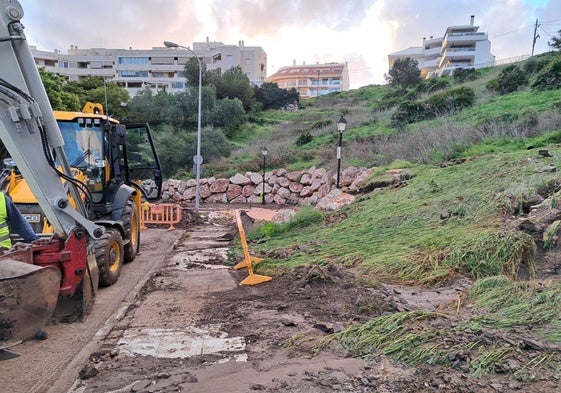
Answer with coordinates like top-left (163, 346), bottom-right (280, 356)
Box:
top-left (486, 65), bottom-right (529, 95)
top-left (391, 86), bottom-right (475, 127)
top-left (417, 77), bottom-right (451, 93)
top-left (310, 119), bottom-right (332, 129)
top-left (296, 131), bottom-right (313, 146)
top-left (453, 68), bottom-right (480, 83)
top-left (531, 57), bottom-right (561, 91)
top-left (427, 86), bottom-right (475, 114)
top-left (390, 101), bottom-right (432, 127)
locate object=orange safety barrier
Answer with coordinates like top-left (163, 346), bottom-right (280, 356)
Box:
top-left (140, 202), bottom-right (182, 230)
top-left (233, 209), bottom-right (272, 286)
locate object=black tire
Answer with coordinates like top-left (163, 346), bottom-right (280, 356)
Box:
top-left (95, 228), bottom-right (124, 287)
top-left (122, 198), bottom-right (140, 263)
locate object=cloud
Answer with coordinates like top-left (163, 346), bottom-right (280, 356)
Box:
top-left (17, 0), bottom-right (561, 88)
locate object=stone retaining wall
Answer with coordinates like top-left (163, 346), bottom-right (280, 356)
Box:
top-left (162, 166), bottom-right (378, 208)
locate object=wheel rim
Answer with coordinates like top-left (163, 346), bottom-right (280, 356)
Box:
top-left (130, 209), bottom-right (139, 249)
top-left (108, 242), bottom-right (121, 273)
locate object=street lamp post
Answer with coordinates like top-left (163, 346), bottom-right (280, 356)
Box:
top-left (261, 147), bottom-right (268, 205)
top-left (164, 40), bottom-right (203, 210)
top-left (336, 115), bottom-right (347, 189)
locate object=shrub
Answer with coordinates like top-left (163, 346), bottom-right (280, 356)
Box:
top-left (531, 57), bottom-right (561, 91)
top-left (427, 86), bottom-right (475, 114)
top-left (390, 87), bottom-right (475, 127)
top-left (390, 101), bottom-right (432, 128)
top-left (310, 119), bottom-right (332, 129)
top-left (486, 65), bottom-right (528, 95)
top-left (453, 68), bottom-right (480, 83)
top-left (417, 77), bottom-right (451, 94)
top-left (296, 131), bottom-right (313, 146)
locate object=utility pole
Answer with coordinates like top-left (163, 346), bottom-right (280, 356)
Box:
top-left (532, 19), bottom-right (540, 56)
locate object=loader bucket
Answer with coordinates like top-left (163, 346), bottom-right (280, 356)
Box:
top-left (0, 259), bottom-right (61, 350)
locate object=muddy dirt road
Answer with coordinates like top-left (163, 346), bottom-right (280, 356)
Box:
top-left (0, 228), bottom-right (182, 393)
top-left (64, 209), bottom-right (403, 393)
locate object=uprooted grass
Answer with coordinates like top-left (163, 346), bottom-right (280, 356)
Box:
top-left (465, 275), bottom-right (561, 332)
top-left (328, 277), bottom-right (561, 378)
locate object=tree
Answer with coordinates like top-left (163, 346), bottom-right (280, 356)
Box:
top-left (385, 57), bottom-right (422, 89)
top-left (153, 124), bottom-right (231, 178)
top-left (254, 82), bottom-right (299, 110)
top-left (207, 66), bottom-right (254, 110)
top-left (550, 29), bottom-right (561, 50)
top-left (66, 76), bottom-right (130, 118)
top-left (38, 68), bottom-right (81, 111)
top-left (184, 57), bottom-right (209, 87)
top-left (210, 98), bottom-right (246, 137)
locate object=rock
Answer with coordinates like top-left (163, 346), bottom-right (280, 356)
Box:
top-left (226, 184), bottom-right (243, 201)
top-left (249, 172), bottom-right (263, 185)
top-left (490, 382), bottom-right (504, 392)
top-left (78, 363), bottom-right (98, 380)
top-left (313, 323), bottom-right (333, 334)
top-left (209, 178), bottom-right (230, 193)
top-left (316, 189), bottom-right (355, 211)
top-left (131, 379), bottom-right (151, 392)
top-left (230, 173), bottom-right (251, 185)
top-left (521, 337), bottom-right (545, 351)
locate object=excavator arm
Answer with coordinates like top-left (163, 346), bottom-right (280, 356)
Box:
top-left (0, 0), bottom-right (101, 239)
top-left (0, 0), bottom-right (102, 355)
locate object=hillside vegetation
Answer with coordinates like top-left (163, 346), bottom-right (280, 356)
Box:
top-left (231, 52), bottom-right (561, 388)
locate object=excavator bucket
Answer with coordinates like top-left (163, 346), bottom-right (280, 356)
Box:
top-left (0, 259), bottom-right (61, 351)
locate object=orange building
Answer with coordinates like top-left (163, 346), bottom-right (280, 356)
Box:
top-left (266, 62), bottom-right (349, 99)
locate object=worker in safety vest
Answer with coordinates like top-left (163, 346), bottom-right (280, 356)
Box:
top-left (0, 191), bottom-right (40, 250)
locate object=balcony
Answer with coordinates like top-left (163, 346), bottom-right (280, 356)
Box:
top-left (443, 32), bottom-right (487, 48)
top-left (424, 46), bottom-right (442, 58)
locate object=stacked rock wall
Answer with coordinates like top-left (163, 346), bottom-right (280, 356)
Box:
top-left (161, 166), bottom-right (377, 207)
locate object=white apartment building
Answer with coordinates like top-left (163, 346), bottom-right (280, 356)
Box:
top-left (266, 62), bottom-right (350, 99)
top-left (31, 39), bottom-right (267, 97)
top-left (388, 15), bottom-right (495, 79)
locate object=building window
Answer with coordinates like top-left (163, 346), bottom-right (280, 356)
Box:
top-left (151, 57), bottom-right (174, 65)
top-left (331, 78), bottom-right (341, 85)
top-left (118, 70), bottom-right (149, 78)
top-left (171, 82), bottom-right (185, 89)
top-left (118, 57), bottom-right (149, 65)
top-left (59, 61), bottom-right (69, 68)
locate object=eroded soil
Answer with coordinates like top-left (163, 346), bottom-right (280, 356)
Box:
top-left (65, 207), bottom-right (561, 393)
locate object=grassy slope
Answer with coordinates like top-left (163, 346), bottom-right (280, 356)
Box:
top-left (233, 56), bottom-right (561, 380)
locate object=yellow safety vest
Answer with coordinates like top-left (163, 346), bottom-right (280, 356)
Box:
top-left (0, 192), bottom-right (11, 248)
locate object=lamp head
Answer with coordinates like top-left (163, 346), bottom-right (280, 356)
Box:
top-left (261, 147), bottom-right (268, 156)
top-left (163, 41), bottom-right (179, 48)
top-left (336, 115), bottom-right (347, 132)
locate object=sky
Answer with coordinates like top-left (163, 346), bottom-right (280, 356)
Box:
top-left (19, 0), bottom-right (561, 89)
